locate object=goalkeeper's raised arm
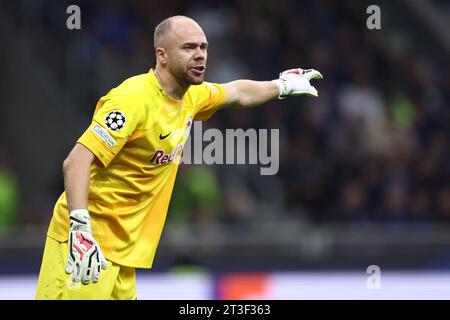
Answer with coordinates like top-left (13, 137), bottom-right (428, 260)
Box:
top-left (222, 68), bottom-right (323, 109)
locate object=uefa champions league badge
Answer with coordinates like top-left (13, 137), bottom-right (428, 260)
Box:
top-left (105, 110), bottom-right (126, 131)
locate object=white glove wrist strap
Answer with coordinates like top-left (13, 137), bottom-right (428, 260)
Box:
top-left (69, 209), bottom-right (91, 233)
top-left (271, 79), bottom-right (288, 100)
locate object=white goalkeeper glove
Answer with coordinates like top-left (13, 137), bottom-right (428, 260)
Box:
top-left (272, 68), bottom-right (323, 99)
top-left (65, 209), bottom-right (109, 285)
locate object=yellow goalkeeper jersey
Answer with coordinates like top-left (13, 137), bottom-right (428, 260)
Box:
top-left (47, 69), bottom-right (226, 268)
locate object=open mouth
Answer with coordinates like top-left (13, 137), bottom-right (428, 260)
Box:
top-left (191, 66), bottom-right (205, 74)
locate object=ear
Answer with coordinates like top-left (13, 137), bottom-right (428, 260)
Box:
top-left (155, 47), bottom-right (167, 65)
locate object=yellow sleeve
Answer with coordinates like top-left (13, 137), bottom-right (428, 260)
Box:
top-left (193, 82), bottom-right (227, 121)
top-left (77, 89), bottom-right (143, 167)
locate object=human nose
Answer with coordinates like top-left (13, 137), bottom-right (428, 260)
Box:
top-left (194, 47), bottom-right (206, 60)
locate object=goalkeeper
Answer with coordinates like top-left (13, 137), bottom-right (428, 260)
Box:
top-left (35, 15), bottom-right (322, 299)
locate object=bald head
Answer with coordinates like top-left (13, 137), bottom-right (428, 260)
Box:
top-left (154, 15), bottom-right (204, 49)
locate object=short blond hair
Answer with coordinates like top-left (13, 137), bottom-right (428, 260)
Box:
top-left (153, 15), bottom-right (196, 48)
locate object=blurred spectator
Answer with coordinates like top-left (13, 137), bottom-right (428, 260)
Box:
top-left (409, 189), bottom-right (433, 224)
top-left (337, 55), bottom-right (388, 157)
top-left (336, 181), bottom-right (369, 225)
top-left (382, 182), bottom-right (410, 227)
top-left (0, 148), bottom-right (20, 233)
top-left (169, 165), bottom-right (221, 225)
top-left (436, 187), bottom-right (450, 221)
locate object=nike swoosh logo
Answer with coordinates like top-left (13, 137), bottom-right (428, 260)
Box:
top-left (159, 132), bottom-right (171, 140)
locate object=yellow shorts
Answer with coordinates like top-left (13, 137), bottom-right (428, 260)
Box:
top-left (36, 236), bottom-right (136, 300)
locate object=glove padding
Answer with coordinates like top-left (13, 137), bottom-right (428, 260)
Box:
top-left (65, 209), bottom-right (109, 285)
top-left (272, 68), bottom-right (323, 99)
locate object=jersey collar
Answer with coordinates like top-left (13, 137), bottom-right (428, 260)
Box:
top-left (148, 68), bottom-right (185, 104)
top-left (148, 68), bottom-right (165, 99)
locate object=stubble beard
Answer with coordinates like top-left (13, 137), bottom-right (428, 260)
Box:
top-left (170, 62), bottom-right (204, 86)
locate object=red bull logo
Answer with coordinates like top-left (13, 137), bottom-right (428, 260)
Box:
top-left (150, 144), bottom-right (184, 165)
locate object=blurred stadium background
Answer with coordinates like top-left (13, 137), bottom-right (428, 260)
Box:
top-left (0, 0), bottom-right (449, 299)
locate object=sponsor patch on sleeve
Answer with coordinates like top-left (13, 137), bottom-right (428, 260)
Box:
top-left (92, 123), bottom-right (116, 147)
